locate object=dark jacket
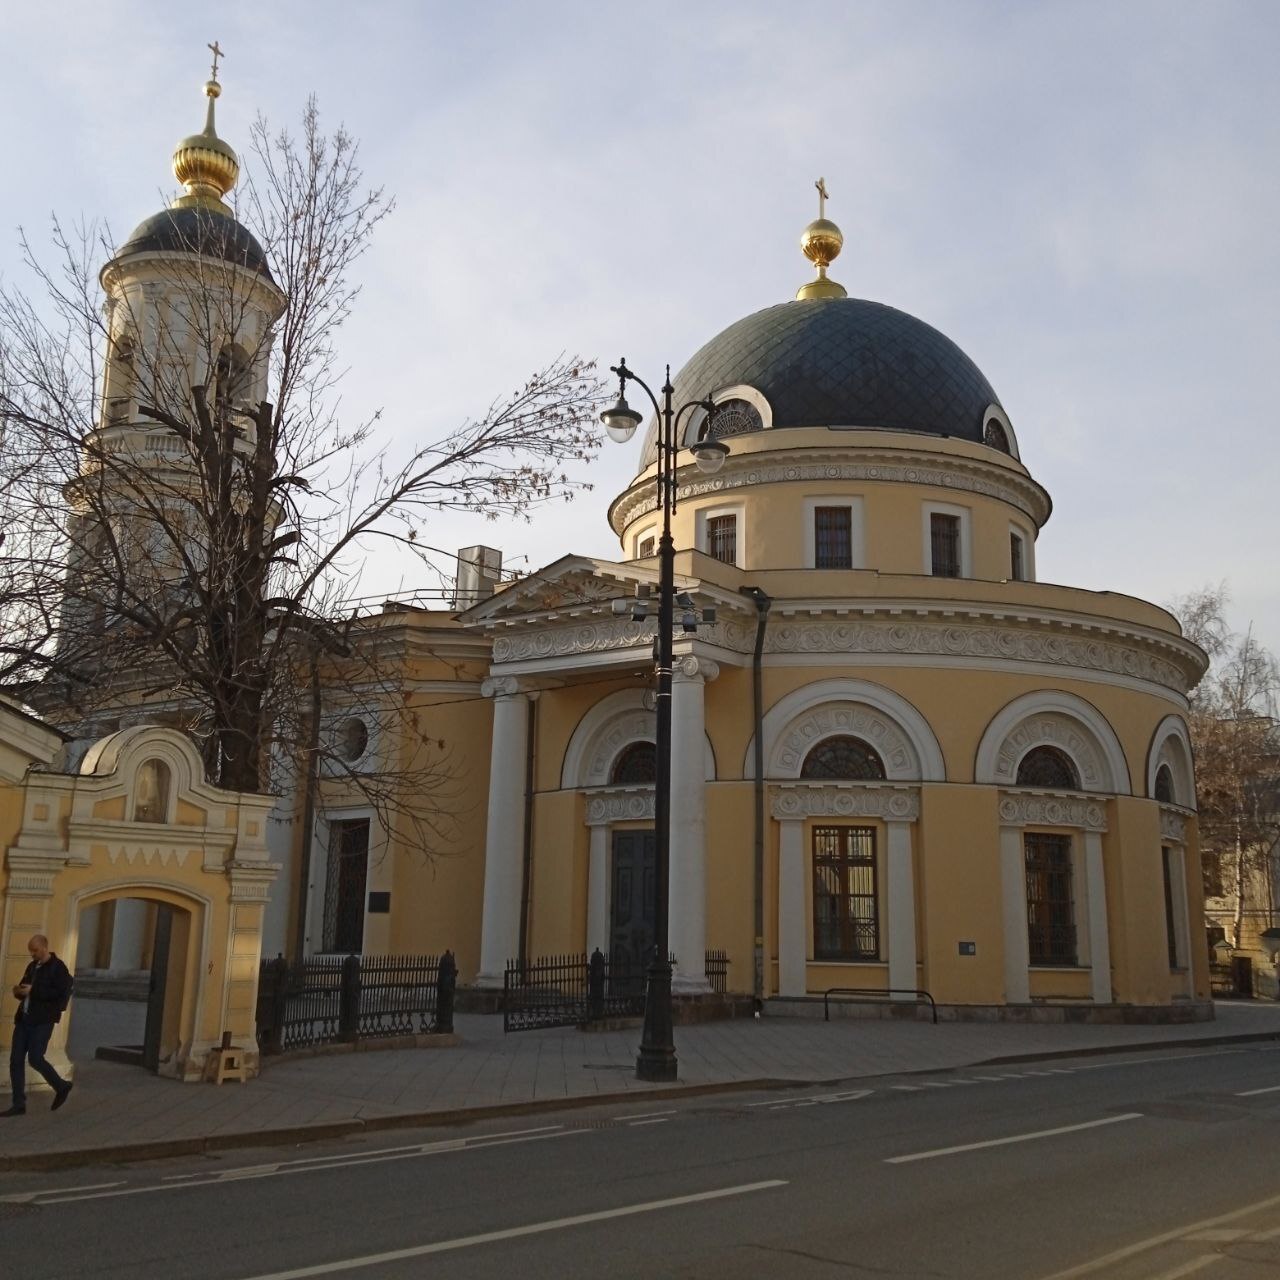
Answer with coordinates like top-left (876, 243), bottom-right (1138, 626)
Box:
top-left (13, 953), bottom-right (74, 1026)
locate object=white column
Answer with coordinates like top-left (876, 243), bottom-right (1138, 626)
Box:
top-left (587, 824), bottom-right (609, 958)
top-left (669, 656), bottom-right (717, 993)
top-left (476, 677), bottom-right (529, 987)
top-left (886, 820), bottom-right (917, 999)
top-left (109, 898), bottom-right (149, 972)
top-left (777, 819), bottom-right (806, 997)
top-left (1000, 826), bottom-right (1031, 1004)
top-left (1084, 831), bottom-right (1111, 1004)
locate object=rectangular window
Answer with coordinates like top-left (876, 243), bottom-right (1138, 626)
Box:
top-left (930, 513), bottom-right (961, 578)
top-left (814, 506), bottom-right (853, 569)
top-left (1025, 832), bottom-right (1077, 965)
top-left (1162, 847), bottom-right (1180, 969)
top-left (323, 818), bottom-right (370, 954)
top-left (812, 825), bottom-right (878, 960)
top-left (707, 514), bottom-right (737, 565)
top-left (638, 536), bottom-right (655, 559)
top-left (1010, 532), bottom-right (1025, 581)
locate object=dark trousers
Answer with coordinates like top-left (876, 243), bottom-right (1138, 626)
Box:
top-left (9, 1018), bottom-right (67, 1107)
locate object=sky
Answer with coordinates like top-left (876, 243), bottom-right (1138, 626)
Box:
top-left (3, 0), bottom-right (1277, 661)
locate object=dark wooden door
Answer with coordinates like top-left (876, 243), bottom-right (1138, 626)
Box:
top-left (142, 903), bottom-right (173, 1073)
top-left (323, 819), bottom-right (370, 953)
top-left (610, 830), bottom-right (656, 989)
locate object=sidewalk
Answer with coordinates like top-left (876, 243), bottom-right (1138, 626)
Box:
top-left (3, 1001), bottom-right (1279, 1172)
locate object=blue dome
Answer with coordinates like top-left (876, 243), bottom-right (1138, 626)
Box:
top-left (641, 296), bottom-right (1004, 465)
top-left (113, 207), bottom-right (274, 282)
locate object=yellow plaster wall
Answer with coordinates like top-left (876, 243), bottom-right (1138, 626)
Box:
top-left (704, 781), bottom-right (756, 980)
top-left (526, 791), bottom-right (585, 957)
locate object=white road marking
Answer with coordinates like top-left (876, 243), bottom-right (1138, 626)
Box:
top-left (885, 1112), bottom-right (1143, 1164)
top-left (1236, 1083), bottom-right (1280, 1096)
top-left (1182, 1227), bottom-right (1251, 1242)
top-left (628, 1118), bottom-right (670, 1126)
top-left (1145, 1257), bottom-right (1216, 1279)
top-left (31, 1128), bottom-right (583, 1203)
top-left (625, 1110), bottom-right (677, 1121)
top-left (891, 1085), bottom-right (922, 1091)
top-left (922, 1081), bottom-right (956, 1088)
top-left (1034, 1186), bottom-right (1280, 1277)
top-left (0, 1179), bottom-right (124, 1204)
top-left (234, 1180), bottom-right (790, 1279)
top-left (1069, 1048), bottom-right (1245, 1072)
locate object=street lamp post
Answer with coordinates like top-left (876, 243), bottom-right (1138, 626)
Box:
top-left (601, 358), bottom-right (729, 1082)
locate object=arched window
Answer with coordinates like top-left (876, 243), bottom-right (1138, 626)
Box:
top-left (133, 758), bottom-right (171, 824)
top-left (107, 336), bottom-right (137, 426)
top-left (1154, 763), bottom-right (1175, 804)
top-left (213, 344), bottom-right (252, 418)
top-left (707, 398), bottom-right (763, 440)
top-left (984, 417), bottom-right (1011, 454)
top-left (611, 741), bottom-right (656, 785)
top-left (1016, 745), bottom-right (1080, 790)
top-left (800, 736), bottom-right (886, 781)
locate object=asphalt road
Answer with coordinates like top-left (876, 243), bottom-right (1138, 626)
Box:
top-left (4, 1042), bottom-right (1280, 1279)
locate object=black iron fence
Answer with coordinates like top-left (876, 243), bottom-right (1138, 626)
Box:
top-left (503, 949), bottom-right (731, 1033)
top-left (257, 951), bottom-right (457, 1054)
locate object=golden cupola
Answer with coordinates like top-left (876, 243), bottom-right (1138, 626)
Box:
top-left (170, 55), bottom-right (239, 216)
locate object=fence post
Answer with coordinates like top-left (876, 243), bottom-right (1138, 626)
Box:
top-left (588, 948), bottom-right (605, 1022)
top-left (435, 950), bottom-right (457, 1034)
top-left (339, 954), bottom-right (361, 1042)
top-left (259, 955), bottom-right (288, 1055)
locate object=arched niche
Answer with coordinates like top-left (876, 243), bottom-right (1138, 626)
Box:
top-left (561, 688), bottom-right (716, 788)
top-left (1147, 714), bottom-right (1196, 808)
top-left (975, 690), bottom-right (1130, 794)
top-left (749, 678), bottom-right (945, 782)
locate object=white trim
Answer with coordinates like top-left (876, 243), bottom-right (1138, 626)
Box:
top-left (694, 502), bottom-right (745, 568)
top-left (1147, 714), bottom-right (1196, 808)
top-left (749, 678), bottom-right (946, 782)
top-left (982, 403), bottom-right (1021, 461)
top-left (631, 522), bottom-right (659, 560)
top-left (976, 691), bottom-right (1131, 794)
top-left (922, 500), bottom-right (972, 578)
top-left (675, 384), bottom-right (774, 450)
top-left (802, 495), bottom-right (865, 569)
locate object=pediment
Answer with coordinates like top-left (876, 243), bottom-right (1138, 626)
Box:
top-left (461, 554), bottom-right (667, 626)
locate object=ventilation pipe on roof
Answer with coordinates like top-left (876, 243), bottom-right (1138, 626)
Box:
top-left (453, 545), bottom-right (502, 609)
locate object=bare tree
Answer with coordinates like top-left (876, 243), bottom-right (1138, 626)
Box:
top-left (1171, 585), bottom-right (1280, 947)
top-left (0, 100), bottom-right (604, 840)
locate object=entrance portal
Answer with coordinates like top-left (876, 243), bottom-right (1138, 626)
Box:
top-left (610, 830), bottom-right (656, 985)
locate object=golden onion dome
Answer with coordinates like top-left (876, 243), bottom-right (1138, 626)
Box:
top-left (796, 178), bottom-right (847, 300)
top-left (171, 76), bottom-right (239, 216)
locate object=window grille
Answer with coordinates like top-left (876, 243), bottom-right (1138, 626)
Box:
top-left (930, 513), bottom-right (961, 577)
top-left (1016, 745), bottom-right (1080, 789)
top-left (707, 398), bottom-right (763, 440)
top-left (611, 741), bottom-right (656, 785)
top-left (1010, 532), bottom-right (1025, 581)
top-left (814, 506), bottom-right (853, 569)
top-left (638, 537), bottom-right (655, 559)
top-left (1154, 764), bottom-right (1175, 804)
top-left (1024, 832), bottom-right (1076, 965)
top-left (812, 825), bottom-right (878, 961)
top-left (706, 514), bottom-right (737, 565)
top-left (800, 735), bottom-right (886, 781)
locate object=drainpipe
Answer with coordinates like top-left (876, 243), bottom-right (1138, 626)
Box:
top-left (740, 586), bottom-right (772, 1011)
top-left (517, 692), bottom-right (540, 971)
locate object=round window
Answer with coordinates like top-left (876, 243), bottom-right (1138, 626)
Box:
top-left (337, 716), bottom-right (369, 762)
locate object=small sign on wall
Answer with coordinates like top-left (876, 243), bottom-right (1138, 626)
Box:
top-left (958, 941), bottom-right (977, 956)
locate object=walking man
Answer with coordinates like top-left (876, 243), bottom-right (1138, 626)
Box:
top-left (2, 934), bottom-right (74, 1116)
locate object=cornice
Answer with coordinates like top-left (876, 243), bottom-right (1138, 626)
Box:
top-left (585, 786), bottom-right (656, 826)
top-left (771, 782), bottom-right (920, 821)
top-left (997, 789), bottom-right (1109, 832)
top-left (609, 443), bottom-right (1052, 535)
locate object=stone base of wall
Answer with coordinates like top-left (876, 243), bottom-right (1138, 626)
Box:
top-left (767, 996), bottom-right (1216, 1024)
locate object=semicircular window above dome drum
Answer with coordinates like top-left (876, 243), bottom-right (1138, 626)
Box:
top-left (1015, 745), bottom-right (1080, 790)
top-left (799, 735), bottom-right (886, 781)
top-left (707, 398), bottom-right (764, 440)
top-left (611, 740), bottom-right (656, 785)
top-left (1154, 763), bottom-right (1175, 804)
top-left (984, 417), bottom-right (1011, 454)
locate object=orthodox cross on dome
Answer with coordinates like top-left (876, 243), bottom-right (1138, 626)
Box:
top-left (815, 176), bottom-right (829, 220)
top-left (208, 40), bottom-right (224, 82)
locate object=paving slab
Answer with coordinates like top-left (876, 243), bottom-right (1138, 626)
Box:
top-left (2, 1000), bottom-right (1278, 1171)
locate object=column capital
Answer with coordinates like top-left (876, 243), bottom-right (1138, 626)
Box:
top-left (481, 675), bottom-right (523, 700)
top-left (673, 655), bottom-right (719, 684)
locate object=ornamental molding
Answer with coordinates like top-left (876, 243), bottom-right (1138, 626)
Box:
top-left (610, 445), bottom-right (1051, 534)
top-left (3, 849), bottom-right (68, 898)
top-left (489, 612), bottom-right (1194, 697)
top-left (675, 655), bottom-right (720, 683)
top-left (585, 787), bottom-right (656, 826)
top-left (226, 860), bottom-right (280, 903)
top-left (771, 783), bottom-right (920, 822)
top-left (997, 789), bottom-right (1108, 832)
top-left (773, 704), bottom-right (919, 780)
top-left (991, 712), bottom-right (1109, 791)
top-left (481, 675), bottom-right (522, 699)
top-left (1159, 805), bottom-right (1190, 844)
top-left (584, 711), bottom-right (656, 788)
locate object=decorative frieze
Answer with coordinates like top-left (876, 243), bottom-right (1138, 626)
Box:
top-left (3, 850), bottom-right (66, 898)
top-left (773, 705), bottom-right (918, 780)
top-left (992, 713), bottom-right (1107, 791)
top-left (226, 860), bottom-right (280, 903)
top-left (1159, 806), bottom-right (1189, 844)
top-left (584, 712), bottom-right (655, 788)
top-left (493, 618), bottom-right (750, 665)
top-left (611, 447), bottom-right (1051, 532)
top-left (772, 784), bottom-right (920, 822)
top-left (585, 787), bottom-right (656, 826)
top-left (997, 790), bottom-right (1108, 832)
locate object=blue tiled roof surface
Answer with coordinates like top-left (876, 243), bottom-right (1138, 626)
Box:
top-left (643, 297), bottom-right (1002, 465)
top-left (114, 207), bottom-right (274, 281)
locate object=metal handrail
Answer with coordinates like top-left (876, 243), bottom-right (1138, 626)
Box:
top-left (823, 986), bottom-right (938, 1024)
